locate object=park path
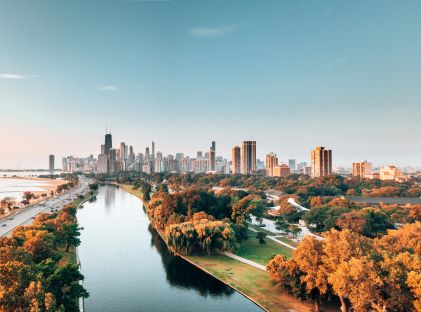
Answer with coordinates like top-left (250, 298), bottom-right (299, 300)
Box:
top-left (222, 251), bottom-right (267, 271)
top-left (248, 227), bottom-right (297, 250)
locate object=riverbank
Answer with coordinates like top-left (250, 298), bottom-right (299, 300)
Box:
top-left (120, 184), bottom-right (318, 312)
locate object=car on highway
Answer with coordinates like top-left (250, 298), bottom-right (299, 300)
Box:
top-left (2, 224), bottom-right (6, 227)
top-left (8, 217), bottom-right (13, 220)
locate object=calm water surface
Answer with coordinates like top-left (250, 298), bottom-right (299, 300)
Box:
top-left (78, 185), bottom-right (262, 312)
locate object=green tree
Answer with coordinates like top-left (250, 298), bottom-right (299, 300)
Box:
top-left (46, 264), bottom-right (89, 312)
top-left (256, 231), bottom-right (267, 244)
top-left (275, 219), bottom-right (289, 233)
top-left (289, 225), bottom-right (302, 237)
top-left (61, 223), bottom-right (81, 252)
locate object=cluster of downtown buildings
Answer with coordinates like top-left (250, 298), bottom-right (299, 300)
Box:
top-left (58, 133), bottom-right (414, 182)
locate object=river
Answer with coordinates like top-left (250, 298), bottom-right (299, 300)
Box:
top-left (78, 185), bottom-right (262, 312)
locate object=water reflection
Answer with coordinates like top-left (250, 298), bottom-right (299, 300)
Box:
top-left (148, 225), bottom-right (235, 297)
top-left (103, 185), bottom-right (115, 212)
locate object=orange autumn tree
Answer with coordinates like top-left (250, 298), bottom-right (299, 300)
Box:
top-left (268, 225), bottom-right (421, 312)
top-left (329, 256), bottom-right (383, 312)
top-left (291, 236), bottom-right (328, 311)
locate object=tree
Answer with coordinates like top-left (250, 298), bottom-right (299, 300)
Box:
top-left (88, 183), bottom-right (99, 191)
top-left (23, 192), bottom-right (35, 202)
top-left (267, 255), bottom-right (307, 299)
top-left (231, 195), bottom-right (266, 224)
top-left (304, 206), bottom-right (350, 233)
top-left (336, 211), bottom-right (366, 234)
top-left (375, 222), bottom-right (421, 256)
top-left (165, 215), bottom-right (237, 255)
top-left (61, 222), bottom-right (81, 252)
top-left (23, 280), bottom-right (58, 312)
top-left (256, 231), bottom-right (267, 244)
top-left (293, 236), bottom-right (328, 311)
top-left (407, 269), bottom-right (421, 312)
top-left (1, 197), bottom-right (15, 211)
top-left (275, 219), bottom-right (289, 233)
top-left (322, 229), bottom-right (372, 312)
top-left (289, 225), bottom-right (302, 237)
top-left (359, 208), bottom-right (394, 237)
top-left (329, 257), bottom-right (383, 312)
top-left (47, 263), bottom-right (89, 312)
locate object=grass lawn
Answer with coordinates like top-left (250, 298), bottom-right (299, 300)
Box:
top-left (185, 254), bottom-right (313, 312)
top-left (235, 230), bottom-right (293, 266)
top-left (120, 184), bottom-right (144, 199)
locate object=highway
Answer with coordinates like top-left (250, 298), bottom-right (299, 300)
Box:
top-left (0, 176), bottom-right (91, 237)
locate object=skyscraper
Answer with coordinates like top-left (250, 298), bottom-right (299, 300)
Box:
top-left (62, 157), bottom-right (68, 172)
top-left (49, 155), bottom-right (55, 173)
top-left (155, 151), bottom-right (163, 173)
top-left (104, 133), bottom-right (112, 156)
top-left (97, 154), bottom-right (108, 173)
top-left (241, 141), bottom-right (256, 175)
top-left (120, 142), bottom-right (126, 171)
top-left (310, 146), bottom-right (332, 178)
top-left (288, 159), bottom-right (296, 171)
top-left (145, 147), bottom-right (150, 162)
top-left (128, 145), bottom-right (135, 166)
top-left (265, 152), bottom-right (279, 177)
top-left (151, 141), bottom-right (155, 160)
top-left (352, 161), bottom-right (372, 178)
top-left (231, 146), bottom-right (241, 174)
top-left (109, 149), bottom-right (118, 174)
top-left (209, 141), bottom-right (216, 171)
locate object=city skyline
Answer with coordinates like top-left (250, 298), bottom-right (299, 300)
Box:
top-left (1, 0), bottom-right (421, 168)
top-left (2, 132), bottom-right (421, 170)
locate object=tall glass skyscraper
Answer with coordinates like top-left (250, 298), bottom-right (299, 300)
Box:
top-left (241, 141), bottom-right (256, 175)
top-left (104, 133), bottom-right (112, 156)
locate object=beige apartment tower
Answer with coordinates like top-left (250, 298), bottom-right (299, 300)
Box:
top-left (265, 152), bottom-right (278, 176)
top-left (310, 146), bottom-right (332, 178)
top-left (241, 141), bottom-right (256, 175)
top-left (352, 161), bottom-right (372, 178)
top-left (231, 146), bottom-right (241, 174)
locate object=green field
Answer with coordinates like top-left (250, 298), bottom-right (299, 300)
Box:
top-left (235, 230), bottom-right (293, 265)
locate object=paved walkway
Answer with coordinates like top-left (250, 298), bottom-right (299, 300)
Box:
top-left (222, 251), bottom-right (267, 271)
top-left (248, 226), bottom-right (297, 250)
top-left (267, 236), bottom-right (296, 250)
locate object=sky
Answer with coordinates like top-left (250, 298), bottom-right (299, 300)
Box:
top-left (0, 0), bottom-right (420, 169)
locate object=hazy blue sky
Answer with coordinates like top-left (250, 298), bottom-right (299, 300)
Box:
top-left (1, 0), bottom-right (420, 169)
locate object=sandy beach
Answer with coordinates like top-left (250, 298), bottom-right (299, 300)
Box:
top-left (0, 176), bottom-right (68, 203)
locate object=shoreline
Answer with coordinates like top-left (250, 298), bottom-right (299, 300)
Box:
top-left (75, 190), bottom-right (98, 312)
top-left (119, 184), bottom-right (316, 312)
top-left (0, 176), bottom-right (67, 199)
top-left (0, 177), bottom-right (70, 221)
